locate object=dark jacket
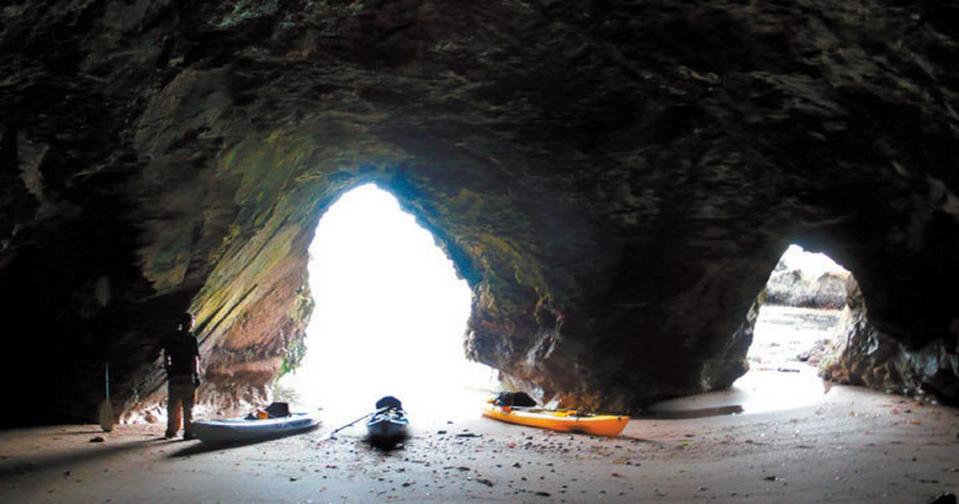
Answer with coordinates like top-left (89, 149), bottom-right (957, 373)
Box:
top-left (161, 330), bottom-right (199, 377)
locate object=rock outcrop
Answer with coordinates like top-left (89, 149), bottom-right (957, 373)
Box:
top-left (1, 0), bottom-right (957, 422)
top-left (821, 285), bottom-right (959, 405)
top-left (764, 249), bottom-right (853, 310)
top-left (765, 269), bottom-right (850, 310)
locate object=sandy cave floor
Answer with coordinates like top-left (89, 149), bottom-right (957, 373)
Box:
top-left (1, 385), bottom-right (958, 503)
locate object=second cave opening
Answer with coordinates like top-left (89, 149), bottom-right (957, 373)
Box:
top-left (647, 244), bottom-right (854, 417)
top-left (273, 184), bottom-right (498, 424)
top-left (729, 244), bottom-right (851, 412)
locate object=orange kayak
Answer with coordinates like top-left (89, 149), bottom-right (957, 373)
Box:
top-left (482, 404), bottom-right (629, 437)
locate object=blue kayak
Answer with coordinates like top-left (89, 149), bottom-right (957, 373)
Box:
top-left (366, 396), bottom-right (409, 443)
top-left (366, 407), bottom-right (409, 440)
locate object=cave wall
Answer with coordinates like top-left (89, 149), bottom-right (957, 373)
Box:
top-left (1, 0), bottom-right (957, 423)
top-left (818, 279), bottom-right (959, 406)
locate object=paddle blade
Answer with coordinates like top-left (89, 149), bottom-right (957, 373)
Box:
top-left (98, 400), bottom-right (113, 432)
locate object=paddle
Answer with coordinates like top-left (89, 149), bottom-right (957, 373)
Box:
top-left (98, 362), bottom-right (113, 432)
top-left (316, 410), bottom-right (376, 443)
top-left (95, 277), bottom-right (113, 433)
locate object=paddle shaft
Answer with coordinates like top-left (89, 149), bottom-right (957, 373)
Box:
top-left (332, 411), bottom-right (375, 435)
top-left (98, 361), bottom-right (114, 432)
top-left (318, 411), bottom-right (375, 442)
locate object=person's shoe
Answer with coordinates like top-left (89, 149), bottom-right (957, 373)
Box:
top-left (183, 432), bottom-right (197, 440)
top-left (164, 431), bottom-right (177, 439)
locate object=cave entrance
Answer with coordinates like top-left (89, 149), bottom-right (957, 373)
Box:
top-left (274, 184), bottom-right (497, 424)
top-left (730, 244), bottom-right (852, 412)
top-left (648, 244), bottom-right (853, 417)
top-left (747, 245), bottom-right (850, 373)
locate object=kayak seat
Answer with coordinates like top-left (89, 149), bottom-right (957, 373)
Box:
top-left (244, 402), bottom-right (292, 419)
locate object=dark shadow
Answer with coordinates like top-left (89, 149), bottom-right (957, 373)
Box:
top-left (364, 434), bottom-right (409, 453)
top-left (50, 429), bottom-right (117, 437)
top-left (0, 438), bottom-right (162, 479)
top-left (166, 426), bottom-right (319, 458)
top-left (638, 405), bottom-right (745, 419)
top-left (616, 435), bottom-right (667, 447)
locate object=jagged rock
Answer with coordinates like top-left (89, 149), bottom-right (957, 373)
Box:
top-left (796, 339), bottom-right (832, 366)
top-left (820, 288), bottom-right (959, 405)
top-left (1, 0), bottom-right (958, 422)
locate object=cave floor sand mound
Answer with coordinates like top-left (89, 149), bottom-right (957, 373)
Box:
top-left (1, 385), bottom-right (957, 503)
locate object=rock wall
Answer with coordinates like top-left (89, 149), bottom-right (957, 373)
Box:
top-left (1, 0), bottom-right (958, 423)
top-left (821, 285), bottom-right (959, 406)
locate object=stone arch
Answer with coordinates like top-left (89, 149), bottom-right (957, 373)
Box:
top-left (115, 117), bottom-right (583, 417)
top-left (735, 210), bottom-right (959, 407)
top-left (2, 0), bottom-right (958, 425)
top-left (117, 112), bottom-right (959, 419)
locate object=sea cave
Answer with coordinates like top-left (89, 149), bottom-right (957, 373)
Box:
top-left (1, 1), bottom-right (957, 502)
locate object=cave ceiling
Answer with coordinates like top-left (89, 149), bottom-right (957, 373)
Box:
top-left (1, 0), bottom-right (957, 422)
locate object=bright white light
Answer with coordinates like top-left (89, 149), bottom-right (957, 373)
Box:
top-left (779, 244), bottom-right (846, 282)
top-left (746, 244), bottom-right (849, 371)
top-left (730, 244), bottom-right (849, 413)
top-left (276, 184), bottom-right (498, 425)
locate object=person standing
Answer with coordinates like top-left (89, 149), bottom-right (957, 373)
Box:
top-left (161, 312), bottom-right (201, 439)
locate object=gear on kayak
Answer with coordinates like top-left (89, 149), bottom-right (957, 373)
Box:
top-left (483, 393), bottom-right (629, 437)
top-left (367, 396), bottom-right (410, 449)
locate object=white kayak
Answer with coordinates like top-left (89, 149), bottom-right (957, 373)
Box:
top-left (191, 412), bottom-right (320, 443)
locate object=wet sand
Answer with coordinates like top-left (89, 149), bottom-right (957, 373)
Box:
top-left (1, 384), bottom-right (957, 503)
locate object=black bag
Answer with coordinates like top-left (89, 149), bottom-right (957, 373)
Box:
top-left (264, 402), bottom-right (290, 418)
top-left (375, 396), bottom-right (403, 410)
top-left (493, 392), bottom-right (537, 407)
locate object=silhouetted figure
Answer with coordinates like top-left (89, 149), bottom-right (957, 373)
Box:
top-left (161, 312), bottom-right (201, 439)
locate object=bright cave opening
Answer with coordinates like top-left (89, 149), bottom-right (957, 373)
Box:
top-left (648, 244), bottom-right (854, 417)
top-left (731, 244), bottom-right (851, 411)
top-left (274, 184), bottom-right (498, 425)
